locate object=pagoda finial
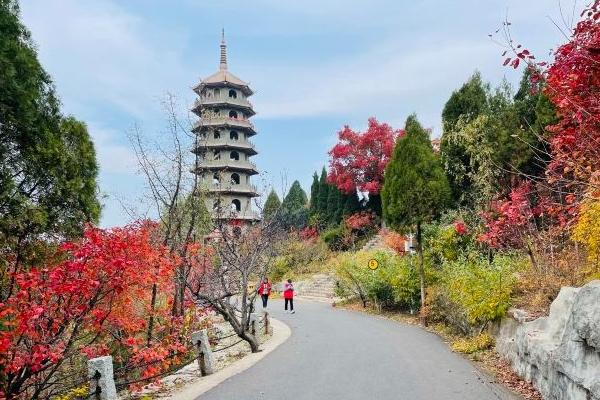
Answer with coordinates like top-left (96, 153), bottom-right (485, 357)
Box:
top-left (219, 28), bottom-right (227, 70)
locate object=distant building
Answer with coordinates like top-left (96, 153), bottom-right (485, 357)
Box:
top-left (431, 138), bottom-right (441, 153)
top-left (191, 31), bottom-right (259, 222)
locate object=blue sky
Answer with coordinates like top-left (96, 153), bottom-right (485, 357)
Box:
top-left (20, 0), bottom-right (583, 227)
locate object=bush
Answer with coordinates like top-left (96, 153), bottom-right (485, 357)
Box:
top-left (322, 225), bottom-right (351, 251)
top-left (270, 234), bottom-right (330, 282)
top-left (333, 251), bottom-right (421, 311)
top-left (425, 255), bottom-right (522, 333)
top-left (451, 333), bottom-right (494, 354)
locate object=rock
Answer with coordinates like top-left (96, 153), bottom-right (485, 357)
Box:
top-left (87, 356), bottom-right (118, 400)
top-left (494, 280), bottom-right (600, 400)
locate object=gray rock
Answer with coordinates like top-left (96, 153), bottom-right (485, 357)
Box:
top-left (191, 329), bottom-right (215, 375)
top-left (494, 280), bottom-right (600, 400)
top-left (88, 356), bottom-right (118, 400)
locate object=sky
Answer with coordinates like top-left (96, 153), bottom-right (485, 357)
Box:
top-left (19, 0), bottom-right (584, 227)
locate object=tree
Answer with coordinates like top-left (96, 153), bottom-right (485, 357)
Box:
top-left (281, 180), bottom-right (307, 212)
top-left (316, 168), bottom-right (329, 220)
top-left (263, 189), bottom-right (281, 220)
top-left (328, 118), bottom-right (401, 215)
top-left (0, 0), bottom-right (100, 300)
top-left (440, 72), bottom-right (488, 206)
top-left (341, 191), bottom-right (361, 216)
top-left (308, 172), bottom-right (319, 217)
top-left (381, 115), bottom-right (451, 319)
top-left (326, 184), bottom-right (342, 226)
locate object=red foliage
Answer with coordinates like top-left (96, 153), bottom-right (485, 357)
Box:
top-left (454, 221), bottom-right (468, 235)
top-left (0, 222), bottom-right (201, 397)
top-left (345, 211), bottom-right (377, 231)
top-left (328, 118), bottom-right (403, 194)
top-left (383, 230), bottom-right (407, 254)
top-left (478, 182), bottom-right (543, 248)
top-left (299, 226), bottom-right (319, 241)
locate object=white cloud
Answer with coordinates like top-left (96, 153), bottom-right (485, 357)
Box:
top-left (87, 124), bottom-right (137, 175)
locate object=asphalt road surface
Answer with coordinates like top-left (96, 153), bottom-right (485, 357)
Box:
top-left (198, 299), bottom-right (518, 400)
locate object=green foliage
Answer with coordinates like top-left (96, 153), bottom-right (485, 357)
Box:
top-left (308, 172), bottom-right (319, 217)
top-left (440, 256), bottom-right (522, 327)
top-left (326, 184), bottom-right (342, 226)
top-left (282, 180), bottom-right (307, 212)
top-left (341, 191), bottom-right (361, 216)
top-left (333, 251), bottom-right (421, 311)
top-left (0, 0), bottom-right (100, 294)
top-left (316, 168), bottom-right (329, 219)
top-left (441, 71), bottom-right (488, 133)
top-left (321, 225), bottom-right (349, 251)
top-left (263, 189), bottom-right (281, 220)
top-left (270, 235), bottom-right (330, 282)
top-left (381, 114), bottom-right (451, 231)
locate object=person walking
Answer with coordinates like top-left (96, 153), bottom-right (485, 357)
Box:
top-left (257, 278), bottom-right (271, 309)
top-left (283, 278), bottom-right (295, 314)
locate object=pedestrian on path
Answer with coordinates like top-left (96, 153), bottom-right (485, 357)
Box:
top-left (284, 279), bottom-right (295, 314)
top-left (257, 278), bottom-right (271, 309)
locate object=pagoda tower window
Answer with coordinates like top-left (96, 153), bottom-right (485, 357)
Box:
top-left (230, 130), bottom-right (239, 141)
top-left (212, 173), bottom-right (220, 185)
top-left (231, 199), bottom-right (241, 212)
top-left (231, 173), bottom-right (240, 185)
top-left (214, 88), bottom-right (220, 97)
top-left (228, 89), bottom-right (237, 99)
top-left (213, 200), bottom-right (221, 210)
top-left (229, 110), bottom-right (238, 119)
top-left (214, 130), bottom-right (221, 139)
top-left (213, 150), bottom-right (220, 160)
top-left (230, 151), bottom-right (239, 160)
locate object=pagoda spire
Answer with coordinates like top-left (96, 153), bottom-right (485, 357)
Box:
top-left (219, 28), bottom-right (227, 70)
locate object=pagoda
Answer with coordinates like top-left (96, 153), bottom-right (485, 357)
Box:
top-left (191, 31), bottom-right (259, 221)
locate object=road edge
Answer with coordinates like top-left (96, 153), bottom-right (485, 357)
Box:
top-left (166, 318), bottom-right (291, 400)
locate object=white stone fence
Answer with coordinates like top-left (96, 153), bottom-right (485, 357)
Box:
top-left (84, 311), bottom-right (270, 399)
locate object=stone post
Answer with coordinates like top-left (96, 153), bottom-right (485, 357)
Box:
top-left (87, 356), bottom-right (118, 400)
top-left (249, 313), bottom-right (258, 335)
top-left (192, 329), bottom-right (215, 376)
top-left (263, 311), bottom-right (270, 335)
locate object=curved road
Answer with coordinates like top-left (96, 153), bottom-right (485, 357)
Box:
top-left (199, 299), bottom-right (518, 400)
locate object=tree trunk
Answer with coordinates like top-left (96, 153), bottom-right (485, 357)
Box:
top-left (416, 222), bottom-right (427, 326)
top-left (147, 282), bottom-right (157, 346)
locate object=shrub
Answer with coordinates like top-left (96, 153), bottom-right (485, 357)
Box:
top-left (333, 251), bottom-right (421, 311)
top-left (451, 333), bottom-right (494, 354)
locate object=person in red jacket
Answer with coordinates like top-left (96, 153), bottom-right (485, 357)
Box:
top-left (257, 278), bottom-right (272, 309)
top-left (283, 278), bottom-right (295, 314)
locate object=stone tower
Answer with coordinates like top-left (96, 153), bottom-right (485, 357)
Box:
top-left (191, 31), bottom-right (259, 221)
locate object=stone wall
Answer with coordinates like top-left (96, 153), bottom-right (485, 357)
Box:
top-left (492, 280), bottom-right (600, 400)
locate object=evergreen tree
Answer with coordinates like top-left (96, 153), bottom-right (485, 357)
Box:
top-left (381, 114), bottom-right (451, 315)
top-left (341, 191), bottom-right (361, 216)
top-left (263, 189), bottom-right (281, 220)
top-left (0, 0), bottom-right (100, 262)
top-left (440, 72), bottom-right (488, 206)
top-left (282, 180), bottom-right (307, 212)
top-left (308, 172), bottom-right (319, 217)
top-left (316, 168), bottom-right (329, 218)
top-left (326, 184), bottom-right (342, 225)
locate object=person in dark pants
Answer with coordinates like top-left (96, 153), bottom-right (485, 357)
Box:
top-left (257, 278), bottom-right (271, 309)
top-left (283, 278), bottom-right (295, 314)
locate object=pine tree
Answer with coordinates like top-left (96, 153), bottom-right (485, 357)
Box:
top-left (316, 168), bottom-right (329, 218)
top-left (381, 114), bottom-right (451, 317)
top-left (263, 189), bottom-right (281, 220)
top-left (308, 172), bottom-right (319, 217)
top-left (326, 184), bottom-right (341, 225)
top-left (282, 180), bottom-right (307, 212)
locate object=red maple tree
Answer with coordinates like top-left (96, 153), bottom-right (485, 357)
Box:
top-left (0, 222), bottom-right (203, 398)
top-left (327, 118), bottom-right (402, 194)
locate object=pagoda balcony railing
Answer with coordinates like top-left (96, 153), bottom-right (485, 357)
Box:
top-left (194, 95), bottom-right (253, 110)
top-left (205, 182), bottom-right (258, 193)
top-left (193, 117), bottom-right (255, 131)
top-left (208, 208), bottom-right (260, 221)
top-left (197, 159), bottom-right (257, 171)
top-left (195, 137), bottom-right (256, 149)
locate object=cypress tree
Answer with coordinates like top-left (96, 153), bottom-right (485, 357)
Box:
top-left (263, 189), bottom-right (281, 220)
top-left (282, 180), bottom-right (307, 212)
top-left (326, 184), bottom-right (341, 225)
top-left (341, 191), bottom-right (361, 216)
top-left (381, 114), bottom-right (451, 315)
top-left (308, 172), bottom-right (319, 216)
top-left (316, 168), bottom-right (329, 218)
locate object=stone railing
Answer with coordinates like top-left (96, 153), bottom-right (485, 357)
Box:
top-left (193, 95), bottom-right (254, 110)
top-left (197, 159), bottom-right (257, 171)
top-left (193, 117), bottom-right (255, 131)
top-left (196, 137), bottom-right (256, 149)
top-left (206, 183), bottom-right (258, 193)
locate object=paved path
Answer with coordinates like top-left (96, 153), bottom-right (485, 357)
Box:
top-left (198, 299), bottom-right (518, 400)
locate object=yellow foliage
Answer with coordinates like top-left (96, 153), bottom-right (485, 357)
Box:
top-left (572, 197), bottom-right (600, 264)
top-left (451, 333), bottom-right (494, 354)
top-left (54, 385), bottom-right (88, 400)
